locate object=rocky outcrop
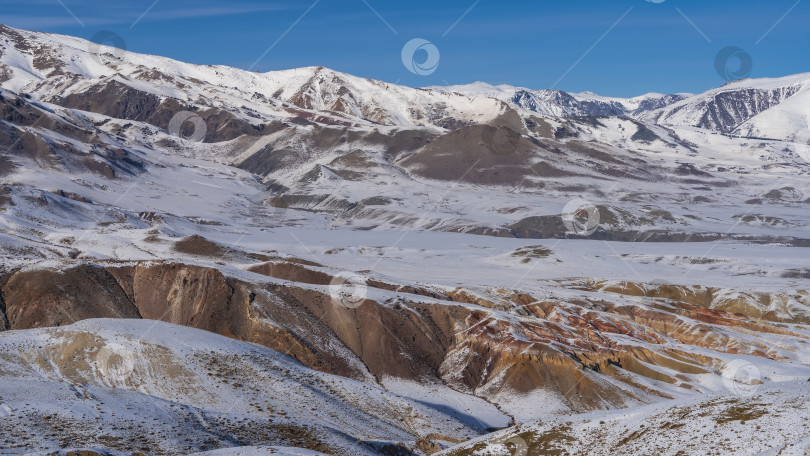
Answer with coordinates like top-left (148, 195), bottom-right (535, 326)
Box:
top-left (580, 280), bottom-right (810, 325)
top-left (1, 264), bottom-right (140, 329)
top-left (104, 262), bottom-right (458, 382)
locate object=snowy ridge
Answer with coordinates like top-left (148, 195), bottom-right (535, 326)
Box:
top-left (428, 81), bottom-right (689, 117)
top-left (0, 25), bottom-right (508, 131)
top-left (639, 73), bottom-right (810, 140)
top-left (0, 319), bottom-right (505, 454)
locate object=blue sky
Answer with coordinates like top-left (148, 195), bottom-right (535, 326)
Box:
top-left (1, 0), bottom-right (807, 96)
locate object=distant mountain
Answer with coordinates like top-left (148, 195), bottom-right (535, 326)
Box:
top-left (0, 24), bottom-right (511, 133)
top-left (2, 23), bottom-right (808, 144)
top-left (639, 73), bottom-right (810, 142)
top-left (428, 81), bottom-right (690, 118)
top-left (432, 76), bottom-right (810, 144)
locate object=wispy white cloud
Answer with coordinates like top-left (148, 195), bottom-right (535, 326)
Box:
top-left (1, 1), bottom-right (294, 29)
top-left (1, 15), bottom-right (90, 29)
top-left (144, 4), bottom-right (292, 21)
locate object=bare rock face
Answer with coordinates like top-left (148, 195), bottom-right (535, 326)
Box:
top-left (0, 280), bottom-right (9, 331)
top-left (129, 263), bottom-right (245, 335)
top-left (104, 261), bottom-right (355, 377)
top-left (248, 260), bottom-right (334, 285)
top-left (105, 261), bottom-right (452, 382)
top-left (287, 289), bottom-right (456, 381)
top-left (0, 260), bottom-right (458, 385)
top-left (1, 264), bottom-right (140, 329)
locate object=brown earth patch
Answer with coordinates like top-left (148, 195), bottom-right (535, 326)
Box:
top-left (398, 124), bottom-right (545, 186)
top-left (248, 261), bottom-right (333, 286)
top-left (2, 264), bottom-right (140, 329)
top-left (173, 234), bottom-right (230, 258)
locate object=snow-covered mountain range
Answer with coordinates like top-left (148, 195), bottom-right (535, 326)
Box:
top-left (1, 24), bottom-right (810, 455)
top-left (2, 24), bottom-right (809, 140)
top-left (428, 81), bottom-right (692, 118)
